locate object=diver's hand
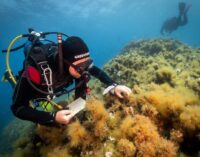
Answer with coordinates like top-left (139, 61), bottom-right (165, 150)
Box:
top-left (113, 85), bottom-right (132, 98)
top-left (55, 110), bottom-right (74, 125)
top-left (103, 84), bottom-right (132, 99)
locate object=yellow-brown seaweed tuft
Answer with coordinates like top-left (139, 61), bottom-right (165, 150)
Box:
top-left (46, 146), bottom-right (71, 157)
top-left (117, 138), bottom-right (136, 157)
top-left (132, 115), bottom-right (177, 157)
top-left (36, 125), bottom-right (65, 146)
top-left (179, 105), bottom-right (200, 131)
top-left (143, 84), bottom-right (199, 119)
top-left (66, 120), bottom-right (91, 148)
top-left (86, 98), bottom-right (109, 122)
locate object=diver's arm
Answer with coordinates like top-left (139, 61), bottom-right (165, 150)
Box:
top-left (11, 77), bottom-right (56, 125)
top-left (74, 65), bottom-right (113, 99)
top-left (89, 65), bottom-right (132, 98)
top-left (11, 104), bottom-right (56, 125)
top-left (75, 78), bottom-right (87, 99)
top-left (89, 65), bottom-right (116, 86)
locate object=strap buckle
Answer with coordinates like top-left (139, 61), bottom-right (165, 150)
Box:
top-left (39, 62), bottom-right (54, 94)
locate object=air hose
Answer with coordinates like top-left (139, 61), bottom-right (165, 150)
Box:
top-left (6, 35), bottom-right (23, 85)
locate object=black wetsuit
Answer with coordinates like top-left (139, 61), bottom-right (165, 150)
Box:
top-left (11, 46), bottom-right (115, 126)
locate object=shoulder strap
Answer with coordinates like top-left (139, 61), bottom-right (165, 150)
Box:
top-left (25, 44), bottom-right (54, 96)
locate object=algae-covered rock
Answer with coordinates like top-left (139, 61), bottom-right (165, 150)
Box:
top-left (0, 118), bottom-right (36, 157)
top-left (103, 39), bottom-right (200, 96)
top-left (93, 38), bottom-right (200, 156)
top-left (1, 38), bottom-right (200, 157)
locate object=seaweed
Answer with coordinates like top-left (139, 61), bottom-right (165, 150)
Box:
top-left (2, 38), bottom-right (200, 157)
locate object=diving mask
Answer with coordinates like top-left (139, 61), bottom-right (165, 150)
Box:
top-left (68, 57), bottom-right (93, 78)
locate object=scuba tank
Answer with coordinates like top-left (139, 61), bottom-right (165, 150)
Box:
top-left (2, 28), bottom-right (69, 89)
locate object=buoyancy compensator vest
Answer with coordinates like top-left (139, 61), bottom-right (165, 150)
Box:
top-left (25, 42), bottom-right (74, 93)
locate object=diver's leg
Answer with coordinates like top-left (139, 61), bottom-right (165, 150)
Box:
top-left (179, 13), bottom-right (188, 26)
top-left (179, 4), bottom-right (191, 26)
top-left (179, 2), bottom-right (186, 16)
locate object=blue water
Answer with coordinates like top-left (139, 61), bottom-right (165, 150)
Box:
top-left (0, 0), bottom-right (200, 133)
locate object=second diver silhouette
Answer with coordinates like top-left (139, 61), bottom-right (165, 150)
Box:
top-left (161, 2), bottom-right (191, 35)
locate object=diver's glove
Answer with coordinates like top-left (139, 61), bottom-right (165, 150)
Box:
top-left (54, 110), bottom-right (75, 125)
top-left (103, 84), bottom-right (132, 98)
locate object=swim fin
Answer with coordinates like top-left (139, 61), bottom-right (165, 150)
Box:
top-left (1, 70), bottom-right (15, 88)
top-left (1, 70), bottom-right (9, 82)
top-left (179, 2), bottom-right (191, 15)
top-left (179, 2), bottom-right (186, 15)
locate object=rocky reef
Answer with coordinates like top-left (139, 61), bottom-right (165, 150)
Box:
top-left (0, 38), bottom-right (200, 157)
top-left (103, 39), bottom-right (200, 94)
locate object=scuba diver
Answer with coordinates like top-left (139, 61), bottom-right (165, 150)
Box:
top-left (161, 2), bottom-right (191, 35)
top-left (2, 29), bottom-right (132, 126)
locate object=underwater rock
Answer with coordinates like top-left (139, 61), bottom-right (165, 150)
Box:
top-left (96, 38), bottom-right (200, 156)
top-left (103, 38), bottom-right (200, 96)
top-left (0, 118), bottom-right (35, 156)
top-left (2, 38), bottom-right (200, 157)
